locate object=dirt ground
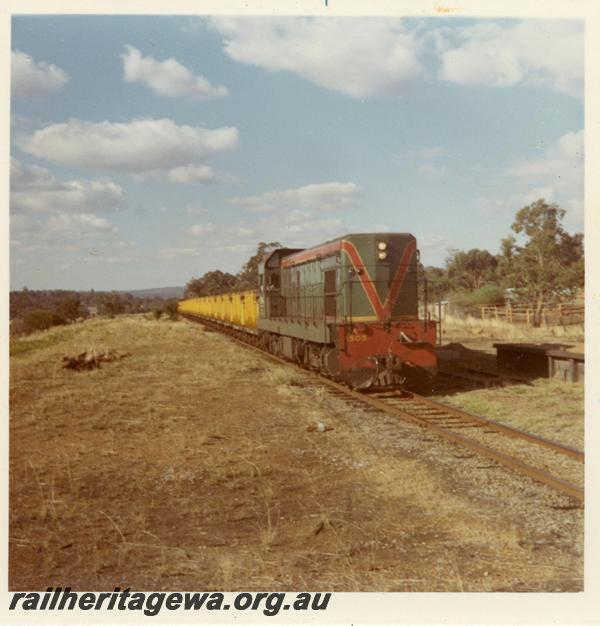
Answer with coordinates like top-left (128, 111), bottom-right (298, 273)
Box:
top-left (9, 316), bottom-right (584, 591)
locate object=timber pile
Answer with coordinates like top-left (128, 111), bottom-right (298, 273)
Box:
top-left (62, 350), bottom-right (130, 371)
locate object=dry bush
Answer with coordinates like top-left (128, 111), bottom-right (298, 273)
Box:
top-left (262, 365), bottom-right (304, 388)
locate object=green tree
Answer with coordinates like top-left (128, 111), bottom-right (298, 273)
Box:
top-left (56, 296), bottom-right (83, 321)
top-left (100, 293), bottom-right (125, 317)
top-left (164, 300), bottom-right (179, 320)
top-left (448, 284), bottom-right (506, 308)
top-left (500, 199), bottom-right (583, 325)
top-left (184, 270), bottom-right (240, 297)
top-left (23, 310), bottom-right (66, 334)
top-left (445, 248), bottom-right (498, 291)
top-left (237, 241), bottom-right (282, 291)
top-left (423, 265), bottom-right (451, 300)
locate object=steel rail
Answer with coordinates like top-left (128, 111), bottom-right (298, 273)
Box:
top-left (400, 392), bottom-right (584, 462)
top-left (182, 314), bottom-right (584, 503)
top-left (323, 380), bottom-right (584, 503)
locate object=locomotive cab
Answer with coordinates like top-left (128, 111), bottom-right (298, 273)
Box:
top-left (258, 248), bottom-right (302, 320)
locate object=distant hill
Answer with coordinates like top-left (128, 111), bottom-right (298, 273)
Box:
top-left (120, 286), bottom-right (185, 299)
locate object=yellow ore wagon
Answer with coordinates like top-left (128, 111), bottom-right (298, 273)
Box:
top-left (178, 291), bottom-right (259, 330)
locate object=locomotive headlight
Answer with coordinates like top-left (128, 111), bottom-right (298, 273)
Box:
top-left (377, 250), bottom-right (388, 260)
top-left (377, 241), bottom-right (387, 251)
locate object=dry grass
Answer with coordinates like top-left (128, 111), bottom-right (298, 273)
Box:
top-left (434, 379), bottom-right (584, 449)
top-left (9, 315), bottom-right (583, 591)
top-left (442, 313), bottom-right (584, 344)
top-left (262, 365), bottom-right (299, 387)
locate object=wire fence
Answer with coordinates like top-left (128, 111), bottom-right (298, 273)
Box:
top-left (439, 303), bottom-right (585, 326)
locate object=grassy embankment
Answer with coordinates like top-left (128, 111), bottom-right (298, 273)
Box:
top-left (9, 315), bottom-right (583, 591)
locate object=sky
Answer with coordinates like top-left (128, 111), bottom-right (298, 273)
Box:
top-left (9, 15), bottom-right (584, 291)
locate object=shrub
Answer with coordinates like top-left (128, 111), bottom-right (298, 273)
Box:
top-left (152, 308), bottom-right (162, 321)
top-left (10, 318), bottom-right (26, 337)
top-left (164, 301), bottom-right (179, 321)
top-left (56, 297), bottom-right (83, 321)
top-left (23, 309), bottom-right (66, 334)
top-left (449, 285), bottom-right (506, 309)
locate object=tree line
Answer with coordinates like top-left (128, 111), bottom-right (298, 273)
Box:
top-left (10, 289), bottom-right (178, 335)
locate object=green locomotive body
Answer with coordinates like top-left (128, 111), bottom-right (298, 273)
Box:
top-left (258, 233), bottom-right (436, 388)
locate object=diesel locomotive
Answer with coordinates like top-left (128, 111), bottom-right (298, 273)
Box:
top-left (178, 233), bottom-right (437, 389)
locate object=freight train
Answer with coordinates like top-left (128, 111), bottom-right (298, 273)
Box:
top-left (178, 233), bottom-right (437, 389)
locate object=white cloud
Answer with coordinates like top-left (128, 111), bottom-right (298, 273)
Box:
top-left (505, 129), bottom-right (583, 196)
top-left (130, 163), bottom-right (218, 184)
top-left (159, 247), bottom-right (200, 260)
top-left (12, 210), bottom-right (116, 242)
top-left (10, 158), bottom-right (56, 191)
top-left (419, 145), bottom-right (446, 159)
top-left (186, 203), bottom-right (210, 215)
top-left (17, 118), bottom-right (239, 173)
top-left (46, 213), bottom-right (116, 238)
top-left (232, 182), bottom-right (362, 213)
top-left (185, 209), bottom-right (345, 262)
top-left (476, 130), bottom-right (584, 231)
top-left (163, 195), bottom-right (350, 272)
top-left (167, 164), bottom-right (216, 184)
top-left (416, 144), bottom-right (447, 176)
top-left (11, 114), bottom-right (46, 132)
top-left (211, 18), bottom-right (582, 100)
top-left (281, 216), bottom-right (343, 236)
top-left (10, 159), bottom-right (124, 214)
top-left (83, 253), bottom-right (135, 265)
top-left (211, 17), bottom-right (422, 98)
top-left (189, 223), bottom-right (216, 236)
top-left (10, 160), bottom-right (122, 256)
top-left (438, 21), bottom-right (583, 98)
top-left (70, 241), bottom-right (141, 267)
top-left (230, 207), bottom-right (343, 241)
top-left (121, 45), bottom-right (228, 100)
top-left (417, 163), bottom-right (447, 176)
top-left (11, 213), bottom-right (41, 236)
top-left (233, 225), bottom-right (257, 238)
top-left (11, 50), bottom-right (69, 98)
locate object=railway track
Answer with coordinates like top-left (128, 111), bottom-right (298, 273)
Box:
top-left (323, 384), bottom-right (584, 504)
top-left (186, 315), bottom-right (585, 505)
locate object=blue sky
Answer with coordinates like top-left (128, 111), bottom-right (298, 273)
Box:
top-left (10, 16), bottom-right (584, 290)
